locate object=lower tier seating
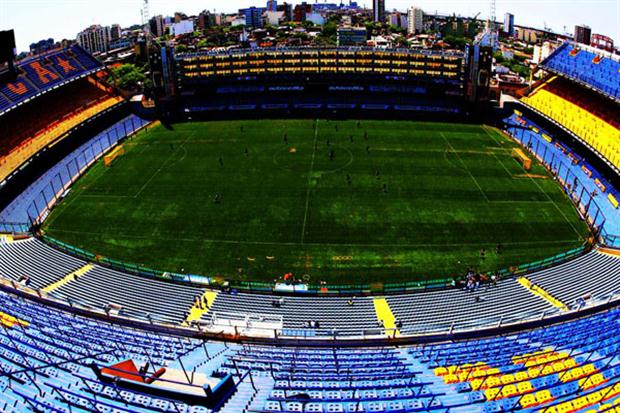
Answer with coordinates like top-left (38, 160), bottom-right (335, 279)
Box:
top-left (1, 235), bottom-right (619, 335)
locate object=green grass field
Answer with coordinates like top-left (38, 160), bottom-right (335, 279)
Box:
top-left (42, 119), bottom-right (590, 284)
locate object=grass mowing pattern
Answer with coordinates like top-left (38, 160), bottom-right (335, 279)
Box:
top-left (42, 120), bottom-right (590, 284)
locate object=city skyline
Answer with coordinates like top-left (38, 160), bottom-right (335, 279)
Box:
top-left (1, 0), bottom-right (618, 53)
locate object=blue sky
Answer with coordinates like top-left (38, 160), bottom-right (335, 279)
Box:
top-left (1, 0), bottom-right (618, 53)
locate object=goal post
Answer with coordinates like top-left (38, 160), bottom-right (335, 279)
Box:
top-left (104, 145), bottom-right (125, 167)
top-left (512, 148), bottom-right (532, 171)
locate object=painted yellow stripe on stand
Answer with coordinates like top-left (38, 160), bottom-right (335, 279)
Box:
top-left (517, 277), bottom-right (567, 310)
top-left (184, 290), bottom-right (219, 324)
top-left (598, 248), bottom-right (620, 258)
top-left (373, 297), bottom-right (398, 337)
top-left (42, 264), bottom-right (94, 293)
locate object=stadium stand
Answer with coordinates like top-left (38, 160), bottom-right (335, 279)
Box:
top-left (0, 93), bottom-right (12, 113)
top-left (1, 237), bottom-right (619, 336)
top-left (0, 115), bottom-right (149, 227)
top-left (177, 48), bottom-right (464, 83)
top-left (0, 238), bottom-right (86, 290)
top-left (50, 264), bottom-right (205, 325)
top-left (0, 45), bottom-right (103, 116)
top-left (0, 93), bottom-right (122, 182)
top-left (504, 113), bottom-right (620, 246)
top-left (526, 251), bottom-right (620, 306)
top-left (521, 77), bottom-right (620, 171)
top-left (540, 42), bottom-right (620, 100)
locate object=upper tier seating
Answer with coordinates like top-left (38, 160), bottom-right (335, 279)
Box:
top-left (0, 45), bottom-right (103, 115)
top-left (0, 94), bottom-right (122, 182)
top-left (0, 78), bottom-right (108, 156)
top-left (541, 42), bottom-right (620, 100)
top-left (0, 92), bottom-right (11, 112)
top-left (521, 77), bottom-right (620, 170)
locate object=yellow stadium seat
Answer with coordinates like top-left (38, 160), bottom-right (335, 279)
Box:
top-left (517, 381), bottom-right (534, 394)
top-left (501, 374), bottom-right (516, 385)
top-left (434, 367), bottom-right (448, 376)
top-left (444, 374), bottom-right (459, 384)
top-left (516, 371), bottom-right (529, 381)
top-left (583, 364), bottom-right (597, 375)
top-left (502, 384), bottom-right (518, 398)
top-left (471, 378), bottom-right (484, 391)
top-left (486, 376), bottom-right (501, 388)
top-left (536, 390), bottom-right (553, 404)
top-left (556, 401), bottom-right (574, 413)
top-left (587, 391), bottom-right (603, 404)
top-left (520, 393), bottom-right (538, 408)
top-left (572, 396), bottom-right (590, 411)
top-left (485, 388), bottom-right (500, 400)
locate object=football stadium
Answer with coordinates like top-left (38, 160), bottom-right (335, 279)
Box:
top-left (0, 3), bottom-right (619, 412)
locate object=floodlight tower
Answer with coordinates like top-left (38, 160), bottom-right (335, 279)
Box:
top-left (142, 0), bottom-right (152, 48)
top-left (488, 0), bottom-right (497, 49)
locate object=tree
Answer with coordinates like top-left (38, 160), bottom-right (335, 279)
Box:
top-left (108, 64), bottom-right (148, 91)
top-left (443, 35), bottom-right (469, 48)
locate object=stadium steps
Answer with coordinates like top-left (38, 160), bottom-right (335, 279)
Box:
top-left (41, 263), bottom-right (95, 293)
top-left (184, 290), bottom-right (219, 325)
top-left (517, 276), bottom-right (568, 310)
top-left (221, 376), bottom-right (273, 413)
top-left (373, 297), bottom-right (398, 337)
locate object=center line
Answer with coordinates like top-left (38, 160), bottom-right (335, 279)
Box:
top-left (300, 119), bottom-right (319, 244)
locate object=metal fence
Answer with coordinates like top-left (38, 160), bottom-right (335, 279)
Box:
top-left (507, 126), bottom-right (609, 240)
top-left (0, 116), bottom-right (150, 233)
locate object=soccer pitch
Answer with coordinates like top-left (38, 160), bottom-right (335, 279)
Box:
top-left (42, 119), bottom-right (590, 284)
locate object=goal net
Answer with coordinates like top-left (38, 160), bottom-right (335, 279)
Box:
top-left (512, 148), bottom-right (532, 171)
top-left (104, 145), bottom-right (125, 167)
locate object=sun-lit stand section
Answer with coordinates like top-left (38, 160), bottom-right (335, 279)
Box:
top-left (517, 277), bottom-right (568, 310)
top-left (41, 263), bottom-right (95, 294)
top-left (184, 290), bottom-right (218, 325)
